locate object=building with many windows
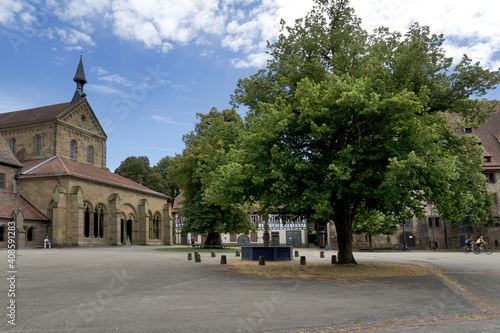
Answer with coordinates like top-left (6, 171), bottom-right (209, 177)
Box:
top-left (0, 56), bottom-right (172, 248)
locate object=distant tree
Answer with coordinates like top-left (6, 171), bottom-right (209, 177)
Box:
top-left (115, 156), bottom-right (167, 195)
top-left (352, 208), bottom-right (399, 252)
top-left (154, 155), bottom-right (182, 211)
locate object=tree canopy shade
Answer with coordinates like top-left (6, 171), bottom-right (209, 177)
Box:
top-left (202, 0), bottom-right (500, 263)
top-left (170, 108), bottom-right (255, 246)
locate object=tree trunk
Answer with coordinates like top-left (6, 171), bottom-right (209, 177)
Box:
top-left (263, 214), bottom-right (270, 247)
top-left (204, 232), bottom-right (222, 247)
top-left (369, 235), bottom-right (373, 252)
top-left (333, 206), bottom-right (357, 264)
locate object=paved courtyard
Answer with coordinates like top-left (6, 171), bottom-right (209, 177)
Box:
top-left (1, 246), bottom-right (500, 333)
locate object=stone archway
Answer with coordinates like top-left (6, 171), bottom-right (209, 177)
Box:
top-left (120, 204), bottom-right (137, 245)
top-left (399, 232), bottom-right (416, 247)
top-left (238, 235), bottom-right (250, 246)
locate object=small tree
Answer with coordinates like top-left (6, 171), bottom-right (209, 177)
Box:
top-left (352, 208), bottom-right (398, 252)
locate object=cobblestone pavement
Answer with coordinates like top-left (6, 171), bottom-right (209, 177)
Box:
top-left (256, 261), bottom-right (500, 333)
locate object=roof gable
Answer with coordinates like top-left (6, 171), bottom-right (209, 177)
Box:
top-left (57, 99), bottom-right (107, 138)
top-left (0, 135), bottom-right (22, 168)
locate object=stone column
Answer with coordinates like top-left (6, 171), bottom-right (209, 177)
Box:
top-left (69, 186), bottom-right (84, 246)
top-left (51, 184), bottom-right (68, 245)
top-left (162, 204), bottom-right (172, 245)
top-left (137, 199), bottom-right (149, 245)
top-left (12, 210), bottom-right (26, 249)
top-left (108, 193), bottom-right (121, 246)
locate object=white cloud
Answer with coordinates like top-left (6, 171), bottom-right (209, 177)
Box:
top-left (147, 115), bottom-right (190, 126)
top-left (231, 52), bottom-right (270, 69)
top-left (85, 83), bottom-right (123, 96)
top-left (4, 0), bottom-right (500, 71)
top-left (56, 27), bottom-right (95, 46)
top-left (0, 0), bottom-right (25, 26)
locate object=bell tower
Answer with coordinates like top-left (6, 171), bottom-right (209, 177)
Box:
top-left (71, 51), bottom-right (87, 104)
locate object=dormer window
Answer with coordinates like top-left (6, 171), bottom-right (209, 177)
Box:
top-left (464, 128), bottom-right (472, 134)
top-left (485, 156), bottom-right (492, 163)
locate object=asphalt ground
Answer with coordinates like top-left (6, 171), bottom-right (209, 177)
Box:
top-left (1, 246), bottom-right (499, 333)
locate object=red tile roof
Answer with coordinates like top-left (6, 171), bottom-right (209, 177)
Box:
top-left (0, 102), bottom-right (72, 129)
top-left (0, 192), bottom-right (49, 221)
top-left (20, 156), bottom-right (168, 198)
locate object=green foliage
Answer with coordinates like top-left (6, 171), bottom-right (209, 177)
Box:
top-left (204, 0), bottom-right (500, 264)
top-left (171, 108), bottom-right (255, 242)
top-left (352, 208), bottom-right (399, 237)
top-left (114, 156), bottom-right (168, 194)
top-left (154, 155), bottom-right (182, 209)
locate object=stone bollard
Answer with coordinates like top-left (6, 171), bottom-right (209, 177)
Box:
top-left (211, 250), bottom-right (216, 257)
top-left (300, 256), bottom-right (307, 265)
top-left (331, 255), bottom-right (337, 265)
top-left (320, 251), bottom-right (325, 258)
top-left (294, 250), bottom-right (299, 257)
top-left (235, 250), bottom-right (240, 257)
top-left (220, 255), bottom-right (227, 265)
top-left (188, 253), bottom-right (192, 261)
top-left (195, 254), bottom-right (201, 262)
top-left (194, 251), bottom-right (199, 257)
top-left (259, 256), bottom-right (265, 266)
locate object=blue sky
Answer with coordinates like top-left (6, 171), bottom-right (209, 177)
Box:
top-left (1, 0), bottom-right (500, 171)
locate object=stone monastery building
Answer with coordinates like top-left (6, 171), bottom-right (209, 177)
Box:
top-left (0, 56), bottom-right (171, 248)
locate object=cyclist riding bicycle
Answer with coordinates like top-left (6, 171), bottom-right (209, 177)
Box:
top-left (476, 236), bottom-right (487, 252)
top-left (465, 238), bottom-right (474, 250)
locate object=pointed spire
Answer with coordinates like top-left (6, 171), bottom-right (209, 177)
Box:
top-left (71, 47), bottom-right (87, 104)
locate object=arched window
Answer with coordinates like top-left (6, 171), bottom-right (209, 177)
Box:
top-left (93, 204), bottom-right (105, 238)
top-left (84, 203), bottom-right (91, 238)
top-left (27, 227), bottom-right (34, 241)
top-left (87, 146), bottom-right (94, 164)
top-left (150, 213), bottom-right (161, 240)
top-left (10, 139), bottom-right (16, 154)
top-left (35, 135), bottom-right (41, 156)
top-left (70, 140), bottom-right (77, 159)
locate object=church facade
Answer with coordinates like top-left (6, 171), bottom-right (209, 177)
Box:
top-left (0, 56), bottom-right (172, 248)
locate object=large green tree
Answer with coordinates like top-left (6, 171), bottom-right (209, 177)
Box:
top-left (171, 108), bottom-right (255, 246)
top-left (203, 0), bottom-right (500, 263)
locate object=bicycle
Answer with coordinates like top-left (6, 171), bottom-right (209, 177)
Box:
top-left (396, 242), bottom-right (410, 251)
top-left (463, 245), bottom-right (474, 254)
top-left (473, 244), bottom-right (493, 255)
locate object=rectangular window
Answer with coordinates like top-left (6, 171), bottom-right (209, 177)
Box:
top-left (36, 136), bottom-right (41, 156)
top-left (485, 156), bottom-right (492, 163)
top-left (428, 217), bottom-right (433, 227)
top-left (0, 173), bottom-right (4, 189)
top-left (464, 128), bottom-right (472, 133)
top-left (486, 173), bottom-right (496, 183)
